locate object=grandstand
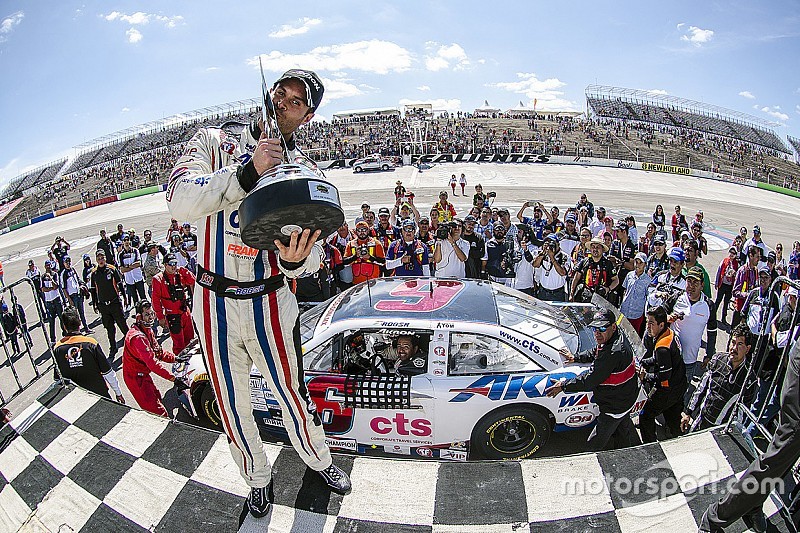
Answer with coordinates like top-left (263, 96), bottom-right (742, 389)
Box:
top-left (585, 85), bottom-right (789, 154)
top-left (789, 136), bottom-right (800, 160)
top-left (3, 158), bottom-right (67, 198)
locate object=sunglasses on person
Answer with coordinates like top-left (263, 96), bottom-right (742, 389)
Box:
top-left (590, 325), bottom-right (610, 333)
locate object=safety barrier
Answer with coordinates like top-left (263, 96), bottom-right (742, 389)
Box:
top-left (0, 277), bottom-right (57, 408)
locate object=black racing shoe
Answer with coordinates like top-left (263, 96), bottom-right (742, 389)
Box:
top-left (318, 463), bottom-right (352, 495)
top-left (742, 509), bottom-right (767, 533)
top-left (247, 481), bottom-right (273, 518)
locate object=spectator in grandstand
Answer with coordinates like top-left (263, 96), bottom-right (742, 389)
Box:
top-left (88, 250), bottom-right (129, 359)
top-left (118, 236), bottom-right (147, 305)
top-left (652, 204), bottom-right (666, 232)
top-left (588, 206), bottom-right (606, 237)
top-left (475, 207), bottom-right (494, 240)
top-left (122, 300), bottom-right (175, 418)
top-left (682, 240), bottom-right (711, 298)
top-left (733, 245), bottom-right (761, 326)
top-left (638, 305), bottom-right (686, 443)
top-left (433, 191), bottom-right (457, 223)
top-left (663, 266), bottom-right (717, 398)
top-left (459, 173), bottom-right (467, 196)
top-left (671, 205), bottom-right (687, 242)
top-left (60, 256), bottom-right (91, 334)
top-left (570, 237), bottom-right (618, 302)
top-left (789, 241), bottom-right (800, 280)
top-left (774, 243), bottom-right (787, 277)
top-left (461, 215), bottom-right (487, 279)
top-left (576, 193), bottom-right (595, 220)
top-left (51, 236), bottom-right (71, 272)
top-left (343, 221), bottom-right (385, 285)
top-left (1, 303), bottom-right (20, 355)
top-left (714, 247), bottom-right (739, 324)
top-left (486, 224), bottom-right (516, 287)
top-left (25, 260), bottom-right (47, 319)
top-left (385, 220), bottom-right (430, 277)
top-left (354, 203), bottom-right (370, 226)
top-left (473, 184), bottom-right (487, 209)
top-left (151, 254), bottom-right (195, 356)
top-left (647, 246), bottom-right (686, 311)
top-left (111, 223), bottom-right (126, 247)
top-left (449, 174), bottom-right (457, 195)
top-left (97, 229), bottom-right (117, 266)
top-left (745, 225), bottom-right (769, 261)
top-left (620, 253), bottom-right (651, 335)
top-left (533, 234), bottom-right (570, 302)
top-left (434, 218), bottom-right (469, 278)
top-left (53, 308), bottom-right (124, 403)
top-left (138, 230), bottom-right (166, 257)
top-left (41, 261), bottom-right (64, 344)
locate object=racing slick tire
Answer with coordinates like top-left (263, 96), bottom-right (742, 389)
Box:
top-left (381, 164), bottom-right (389, 171)
top-left (197, 383), bottom-right (222, 429)
top-left (354, 166), bottom-right (363, 173)
top-left (470, 406), bottom-right (551, 460)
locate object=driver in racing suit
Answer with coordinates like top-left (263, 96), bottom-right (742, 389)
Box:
top-left (167, 69), bottom-right (350, 518)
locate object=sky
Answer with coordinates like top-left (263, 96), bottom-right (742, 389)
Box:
top-left (0, 0), bottom-right (798, 187)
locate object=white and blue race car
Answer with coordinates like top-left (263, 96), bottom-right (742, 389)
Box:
top-left (231, 277), bottom-right (647, 461)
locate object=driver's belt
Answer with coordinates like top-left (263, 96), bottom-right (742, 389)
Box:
top-left (195, 265), bottom-right (284, 300)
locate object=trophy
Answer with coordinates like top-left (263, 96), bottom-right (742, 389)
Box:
top-left (238, 60), bottom-right (345, 250)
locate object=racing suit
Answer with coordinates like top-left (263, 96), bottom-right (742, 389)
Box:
top-left (151, 267), bottom-right (196, 355)
top-left (122, 324), bottom-right (175, 417)
top-left (167, 120), bottom-right (331, 488)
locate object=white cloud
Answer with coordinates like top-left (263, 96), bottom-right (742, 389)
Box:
top-left (738, 91), bottom-right (755, 99)
top-left (680, 25), bottom-right (714, 47)
top-left (491, 72), bottom-right (577, 110)
top-left (252, 40), bottom-right (413, 75)
top-left (126, 28), bottom-right (143, 43)
top-left (676, 23), bottom-right (685, 30)
top-left (103, 11), bottom-right (183, 27)
top-left (0, 11), bottom-right (24, 42)
top-left (399, 98), bottom-right (461, 113)
top-left (269, 17), bottom-right (321, 39)
top-left (121, 107), bottom-right (130, 113)
top-left (796, 104), bottom-right (800, 115)
top-left (424, 42), bottom-right (470, 71)
top-left (760, 106), bottom-right (789, 121)
top-left (206, 66), bottom-right (219, 72)
top-left (417, 85), bottom-right (430, 91)
top-left (321, 78), bottom-right (364, 102)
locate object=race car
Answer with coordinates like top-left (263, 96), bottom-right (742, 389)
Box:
top-left (176, 277), bottom-right (648, 461)
top-left (352, 154), bottom-right (395, 172)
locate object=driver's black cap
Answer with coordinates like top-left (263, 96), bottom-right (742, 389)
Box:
top-left (588, 308), bottom-right (616, 329)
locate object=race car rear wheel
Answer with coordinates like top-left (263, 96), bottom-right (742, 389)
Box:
top-left (200, 384), bottom-right (222, 428)
top-left (470, 406), bottom-right (551, 460)
top-left (354, 166), bottom-right (363, 173)
top-left (381, 164), bottom-right (389, 171)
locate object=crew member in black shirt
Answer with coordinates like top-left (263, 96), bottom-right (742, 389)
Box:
top-left (53, 308), bottom-right (125, 402)
top-left (88, 249), bottom-right (129, 358)
top-left (546, 308), bottom-right (641, 451)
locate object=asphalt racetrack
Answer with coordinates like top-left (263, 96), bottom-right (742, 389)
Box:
top-left (1, 162), bottom-right (797, 457)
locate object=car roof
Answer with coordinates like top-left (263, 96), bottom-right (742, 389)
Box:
top-left (330, 277), bottom-right (499, 325)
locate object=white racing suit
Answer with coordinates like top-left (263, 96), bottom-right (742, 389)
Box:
top-left (167, 121), bottom-right (330, 488)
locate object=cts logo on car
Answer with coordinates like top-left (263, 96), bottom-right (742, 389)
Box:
top-left (369, 414), bottom-right (431, 437)
top-left (449, 373), bottom-right (575, 402)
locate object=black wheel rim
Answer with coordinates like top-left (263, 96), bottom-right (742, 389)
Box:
top-left (489, 418), bottom-right (536, 453)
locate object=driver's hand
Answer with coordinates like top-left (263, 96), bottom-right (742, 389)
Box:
top-left (252, 133), bottom-right (284, 175)
top-left (274, 229), bottom-right (322, 262)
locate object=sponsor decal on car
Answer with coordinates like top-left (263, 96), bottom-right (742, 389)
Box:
top-left (564, 410), bottom-right (596, 428)
top-left (325, 437), bottom-right (358, 452)
top-left (416, 447), bottom-right (433, 458)
top-left (370, 414), bottom-right (432, 437)
top-left (558, 393), bottom-right (593, 413)
top-left (439, 449), bottom-right (468, 461)
top-left (449, 373), bottom-right (572, 402)
top-left (385, 444), bottom-right (411, 455)
top-left (433, 369), bottom-right (444, 376)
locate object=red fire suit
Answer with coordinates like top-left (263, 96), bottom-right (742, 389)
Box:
top-left (122, 324), bottom-right (175, 417)
top-left (152, 267), bottom-right (196, 355)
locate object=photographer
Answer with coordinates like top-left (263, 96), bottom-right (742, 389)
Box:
top-left (386, 220), bottom-right (430, 276)
top-left (514, 228), bottom-right (539, 296)
top-left (151, 253), bottom-right (195, 355)
top-left (343, 221), bottom-right (385, 284)
top-left (570, 237), bottom-right (618, 302)
top-left (389, 196), bottom-right (419, 226)
top-left (517, 201), bottom-right (547, 240)
top-left (534, 234), bottom-right (570, 302)
top-left (486, 224), bottom-right (517, 286)
top-left (51, 236), bottom-right (71, 272)
top-left (462, 215), bottom-right (488, 279)
top-left (433, 218), bottom-right (469, 278)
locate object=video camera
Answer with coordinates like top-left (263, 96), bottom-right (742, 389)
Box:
top-left (436, 222), bottom-right (454, 240)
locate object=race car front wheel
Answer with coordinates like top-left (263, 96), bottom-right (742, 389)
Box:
top-left (200, 384), bottom-right (222, 429)
top-left (470, 406), bottom-right (551, 460)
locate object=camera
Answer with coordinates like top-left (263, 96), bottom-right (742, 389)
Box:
top-left (487, 191), bottom-right (496, 198)
top-left (436, 222), bottom-right (454, 240)
top-left (359, 245), bottom-right (369, 257)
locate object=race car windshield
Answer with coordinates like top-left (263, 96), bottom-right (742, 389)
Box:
top-left (299, 296), bottom-right (338, 344)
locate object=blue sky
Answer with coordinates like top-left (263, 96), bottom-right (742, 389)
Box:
top-left (1, 1), bottom-right (798, 186)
